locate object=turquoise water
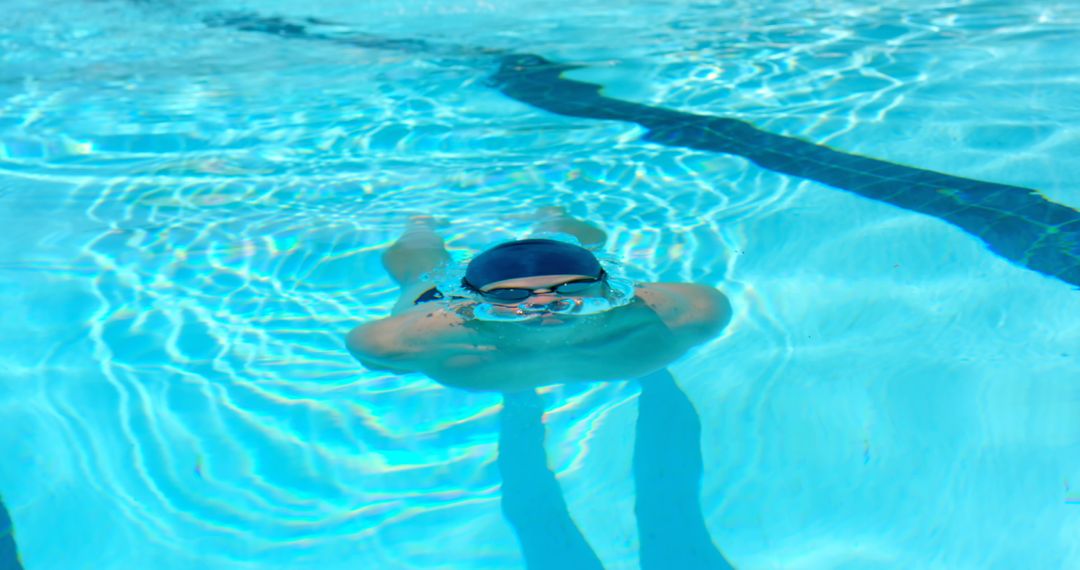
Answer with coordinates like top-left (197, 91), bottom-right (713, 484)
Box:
top-left (2, 0), bottom-right (1079, 568)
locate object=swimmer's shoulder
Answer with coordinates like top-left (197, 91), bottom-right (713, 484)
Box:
top-left (633, 282), bottom-right (732, 343)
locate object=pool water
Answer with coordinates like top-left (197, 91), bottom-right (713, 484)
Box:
top-left (1, 0), bottom-right (1078, 568)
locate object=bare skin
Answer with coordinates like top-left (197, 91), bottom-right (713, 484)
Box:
top-left (347, 210), bottom-right (731, 392)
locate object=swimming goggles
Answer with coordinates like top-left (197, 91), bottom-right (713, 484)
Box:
top-left (451, 272), bottom-right (635, 323)
top-left (464, 270), bottom-right (607, 303)
top-left (469, 295), bottom-right (615, 322)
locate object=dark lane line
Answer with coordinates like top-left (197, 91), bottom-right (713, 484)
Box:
top-left (1, 495), bottom-right (23, 570)
top-left (207, 13), bottom-right (1080, 288)
top-left (491, 55), bottom-right (1080, 287)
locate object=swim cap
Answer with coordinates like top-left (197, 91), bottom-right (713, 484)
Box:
top-left (463, 239), bottom-right (603, 290)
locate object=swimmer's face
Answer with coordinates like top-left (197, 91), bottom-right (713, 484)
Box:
top-left (478, 274), bottom-right (607, 325)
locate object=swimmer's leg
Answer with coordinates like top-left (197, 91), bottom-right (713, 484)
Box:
top-left (530, 206), bottom-right (608, 250)
top-left (497, 390), bottom-right (604, 570)
top-left (634, 368), bottom-right (734, 570)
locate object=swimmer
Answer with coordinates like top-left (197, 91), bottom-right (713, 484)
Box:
top-left (348, 209), bottom-right (737, 569)
top-left (347, 209), bottom-right (731, 392)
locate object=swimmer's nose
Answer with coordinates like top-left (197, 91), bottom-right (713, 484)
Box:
top-left (524, 293), bottom-right (560, 306)
top-left (523, 296), bottom-right (578, 315)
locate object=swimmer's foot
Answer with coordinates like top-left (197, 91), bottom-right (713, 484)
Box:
top-left (533, 205), bottom-right (571, 221)
top-left (383, 215), bottom-right (452, 284)
top-left (392, 214), bottom-right (448, 249)
top-left (405, 214), bottom-right (443, 233)
top-left (530, 206), bottom-right (607, 249)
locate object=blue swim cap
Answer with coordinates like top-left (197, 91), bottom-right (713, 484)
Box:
top-left (463, 239), bottom-right (603, 290)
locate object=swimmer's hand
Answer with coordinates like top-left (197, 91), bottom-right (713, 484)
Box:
top-left (449, 300), bottom-right (479, 320)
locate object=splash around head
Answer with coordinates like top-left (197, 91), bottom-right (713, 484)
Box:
top-left (429, 237), bottom-right (635, 324)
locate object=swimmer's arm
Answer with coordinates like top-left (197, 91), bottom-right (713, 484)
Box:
top-left (345, 308), bottom-right (480, 374)
top-left (635, 283), bottom-right (732, 347)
